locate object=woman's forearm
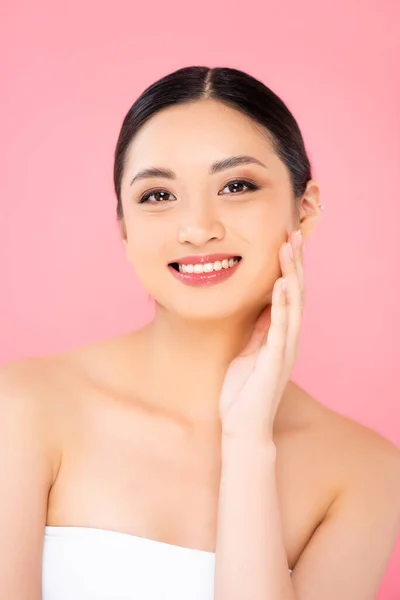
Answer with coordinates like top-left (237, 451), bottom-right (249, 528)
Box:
top-left (214, 437), bottom-right (296, 600)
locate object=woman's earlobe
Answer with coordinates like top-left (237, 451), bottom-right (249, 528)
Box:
top-left (298, 201), bottom-right (324, 242)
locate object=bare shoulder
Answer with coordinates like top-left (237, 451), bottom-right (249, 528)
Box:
top-left (0, 350), bottom-right (81, 408)
top-left (285, 380), bottom-right (400, 494)
top-left (0, 354), bottom-right (65, 417)
top-left (0, 329), bottom-right (138, 390)
top-left (0, 354), bottom-right (74, 471)
top-left (0, 331), bottom-right (141, 488)
top-left (1, 352), bottom-right (69, 388)
top-left (0, 328), bottom-right (147, 428)
top-left (284, 383), bottom-right (400, 596)
top-left (0, 344), bottom-right (96, 431)
top-left (0, 355), bottom-right (79, 597)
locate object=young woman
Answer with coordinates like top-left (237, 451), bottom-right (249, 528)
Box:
top-left (1, 66), bottom-right (399, 600)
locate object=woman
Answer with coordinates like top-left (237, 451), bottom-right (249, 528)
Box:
top-left (1, 66), bottom-right (399, 600)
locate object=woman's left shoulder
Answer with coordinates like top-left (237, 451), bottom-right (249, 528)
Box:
top-left (281, 383), bottom-right (400, 590)
top-left (285, 380), bottom-right (400, 486)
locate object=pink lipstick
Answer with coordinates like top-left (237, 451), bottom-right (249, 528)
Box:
top-left (168, 253), bottom-right (242, 287)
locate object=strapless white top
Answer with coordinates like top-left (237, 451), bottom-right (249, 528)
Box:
top-left (42, 526), bottom-right (292, 599)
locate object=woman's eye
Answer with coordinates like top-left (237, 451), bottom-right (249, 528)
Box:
top-left (138, 180), bottom-right (259, 203)
top-left (219, 180), bottom-right (259, 195)
top-left (139, 190), bottom-right (176, 204)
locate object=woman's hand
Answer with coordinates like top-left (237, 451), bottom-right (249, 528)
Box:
top-left (219, 229), bottom-right (304, 442)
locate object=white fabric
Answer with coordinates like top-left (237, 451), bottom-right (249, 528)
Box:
top-left (42, 525), bottom-right (292, 599)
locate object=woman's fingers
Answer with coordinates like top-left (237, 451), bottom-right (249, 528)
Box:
top-left (254, 230), bottom-right (303, 380)
top-left (241, 229), bottom-right (304, 372)
top-left (294, 230), bottom-right (304, 291)
top-left (239, 305), bottom-right (272, 357)
top-left (282, 230), bottom-right (303, 367)
top-left (253, 276), bottom-right (288, 384)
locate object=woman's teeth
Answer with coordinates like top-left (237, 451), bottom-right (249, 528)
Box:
top-left (178, 258), bottom-right (239, 274)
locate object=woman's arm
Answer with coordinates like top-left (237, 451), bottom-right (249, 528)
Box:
top-left (214, 430), bottom-right (400, 600)
top-left (214, 436), bottom-right (295, 600)
top-left (214, 232), bottom-right (301, 600)
top-left (0, 361), bottom-right (57, 600)
top-left (215, 230), bottom-right (400, 598)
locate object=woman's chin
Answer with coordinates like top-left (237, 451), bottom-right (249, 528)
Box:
top-left (155, 294), bottom-right (265, 323)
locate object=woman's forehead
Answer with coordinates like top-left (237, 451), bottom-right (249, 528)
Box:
top-left (124, 101), bottom-right (279, 176)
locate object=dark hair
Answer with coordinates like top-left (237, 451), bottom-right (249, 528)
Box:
top-left (113, 66), bottom-right (312, 221)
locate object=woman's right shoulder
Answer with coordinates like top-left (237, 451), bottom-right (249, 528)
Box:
top-left (0, 354), bottom-right (64, 415)
top-left (0, 336), bottom-right (140, 598)
top-left (0, 355), bottom-right (75, 481)
top-left (0, 331), bottom-right (139, 428)
top-left (0, 351), bottom-right (79, 408)
top-left (0, 332), bottom-right (128, 401)
top-left (0, 354), bottom-right (80, 598)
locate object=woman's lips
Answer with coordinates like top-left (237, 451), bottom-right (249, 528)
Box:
top-left (168, 254), bottom-right (242, 287)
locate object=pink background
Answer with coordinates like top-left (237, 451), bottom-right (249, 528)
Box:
top-left (1, 0), bottom-right (399, 596)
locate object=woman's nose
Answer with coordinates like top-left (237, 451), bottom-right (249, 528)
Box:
top-left (177, 205), bottom-right (226, 247)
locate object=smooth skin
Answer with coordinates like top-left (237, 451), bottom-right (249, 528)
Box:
top-left (1, 99), bottom-right (400, 599)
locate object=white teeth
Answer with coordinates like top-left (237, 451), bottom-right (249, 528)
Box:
top-left (178, 258), bottom-right (239, 274)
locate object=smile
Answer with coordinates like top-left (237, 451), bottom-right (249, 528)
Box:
top-left (176, 257), bottom-right (239, 274)
top-left (168, 254), bottom-right (242, 287)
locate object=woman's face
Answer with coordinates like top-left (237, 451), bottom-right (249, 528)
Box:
top-left (120, 99), bottom-right (310, 321)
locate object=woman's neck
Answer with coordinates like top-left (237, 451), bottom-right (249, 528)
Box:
top-left (141, 306), bottom-right (261, 425)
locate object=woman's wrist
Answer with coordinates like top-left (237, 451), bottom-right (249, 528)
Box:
top-left (221, 433), bottom-right (277, 463)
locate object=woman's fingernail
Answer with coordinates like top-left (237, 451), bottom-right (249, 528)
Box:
top-left (286, 242), bottom-right (293, 259)
top-left (295, 229), bottom-right (302, 249)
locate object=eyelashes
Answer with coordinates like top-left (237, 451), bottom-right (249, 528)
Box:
top-left (219, 180), bottom-right (260, 196)
top-left (139, 189), bottom-right (175, 204)
top-left (138, 179), bottom-right (261, 204)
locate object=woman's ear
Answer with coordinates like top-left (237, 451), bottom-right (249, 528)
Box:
top-left (298, 180), bottom-right (323, 240)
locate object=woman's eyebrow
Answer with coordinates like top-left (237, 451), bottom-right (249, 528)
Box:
top-left (209, 155), bottom-right (268, 174)
top-left (129, 155), bottom-right (268, 186)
